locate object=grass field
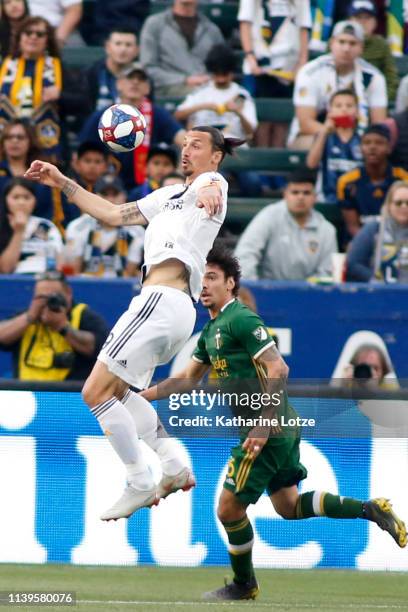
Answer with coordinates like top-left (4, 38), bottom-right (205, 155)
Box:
top-left (0, 565), bottom-right (407, 611)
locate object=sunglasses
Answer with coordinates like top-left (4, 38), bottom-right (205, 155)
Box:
top-left (23, 29), bottom-right (47, 38)
top-left (391, 200), bottom-right (408, 208)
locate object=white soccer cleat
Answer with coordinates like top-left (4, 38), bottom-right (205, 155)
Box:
top-left (157, 467), bottom-right (196, 499)
top-left (100, 484), bottom-right (159, 521)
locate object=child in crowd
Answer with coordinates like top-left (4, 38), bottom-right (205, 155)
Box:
top-left (70, 141), bottom-right (109, 193)
top-left (306, 89), bottom-right (363, 204)
top-left (128, 144), bottom-right (178, 200)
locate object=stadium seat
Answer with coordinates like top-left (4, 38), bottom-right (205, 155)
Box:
top-left (227, 197), bottom-right (343, 226)
top-left (395, 55), bottom-right (408, 79)
top-left (62, 46), bottom-right (105, 68)
top-left (221, 148), bottom-right (306, 173)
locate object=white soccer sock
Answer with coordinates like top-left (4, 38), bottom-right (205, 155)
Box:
top-left (123, 390), bottom-right (186, 477)
top-left (92, 397), bottom-right (154, 490)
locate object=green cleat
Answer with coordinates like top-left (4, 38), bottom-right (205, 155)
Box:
top-left (364, 498), bottom-right (407, 548)
top-left (202, 577), bottom-right (259, 601)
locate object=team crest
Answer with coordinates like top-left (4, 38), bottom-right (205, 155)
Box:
top-left (253, 326), bottom-right (268, 342)
top-left (308, 240), bottom-right (319, 253)
top-left (214, 329), bottom-right (222, 350)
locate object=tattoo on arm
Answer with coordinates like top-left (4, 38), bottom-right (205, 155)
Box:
top-left (119, 202), bottom-right (146, 225)
top-left (259, 345), bottom-right (281, 362)
top-left (62, 179), bottom-right (78, 199)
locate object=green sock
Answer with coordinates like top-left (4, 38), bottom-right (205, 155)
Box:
top-left (223, 516), bottom-right (255, 584)
top-left (295, 491), bottom-right (364, 519)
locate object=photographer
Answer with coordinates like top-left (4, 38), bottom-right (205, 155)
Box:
top-left (0, 271), bottom-right (109, 381)
top-left (342, 344), bottom-right (395, 389)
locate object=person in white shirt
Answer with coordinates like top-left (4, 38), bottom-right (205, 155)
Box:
top-left (27, 0), bottom-right (83, 46)
top-left (175, 44), bottom-right (261, 196)
top-left (289, 20), bottom-right (387, 149)
top-left (25, 126), bottom-right (244, 522)
top-left (0, 177), bottom-right (62, 274)
top-left (64, 175), bottom-right (144, 277)
top-left (239, 0), bottom-right (311, 146)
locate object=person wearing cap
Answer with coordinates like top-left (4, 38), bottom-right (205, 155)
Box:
top-left (0, 270), bottom-right (109, 381)
top-left (79, 65), bottom-right (185, 192)
top-left (64, 174), bottom-right (145, 278)
top-left (349, 0), bottom-right (398, 102)
top-left (337, 124), bottom-right (408, 242)
top-left (139, 0), bottom-right (224, 98)
top-left (289, 20), bottom-right (387, 149)
top-left (127, 144), bottom-right (178, 201)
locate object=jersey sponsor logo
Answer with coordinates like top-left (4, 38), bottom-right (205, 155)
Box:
top-left (253, 326), bottom-right (268, 342)
top-left (165, 241), bottom-right (174, 249)
top-left (162, 200), bottom-right (183, 212)
top-left (211, 357), bottom-right (228, 371)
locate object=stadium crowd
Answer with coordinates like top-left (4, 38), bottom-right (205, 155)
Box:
top-left (0, 0), bottom-right (407, 286)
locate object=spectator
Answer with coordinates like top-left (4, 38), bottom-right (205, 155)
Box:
top-left (0, 0), bottom-right (29, 58)
top-left (140, 0), bottom-right (224, 98)
top-left (395, 74), bottom-right (408, 114)
top-left (0, 119), bottom-right (69, 230)
top-left (348, 0), bottom-right (398, 102)
top-left (70, 141), bottom-right (109, 193)
top-left (0, 177), bottom-right (63, 274)
top-left (0, 270), bottom-right (109, 380)
top-left (79, 65), bottom-right (185, 191)
top-left (238, 0), bottom-right (311, 147)
top-left (337, 124), bottom-right (408, 240)
top-left (289, 20), bottom-right (387, 149)
top-left (387, 105), bottom-right (408, 170)
top-left (346, 180), bottom-right (408, 283)
top-left (175, 44), bottom-right (261, 196)
top-left (128, 143), bottom-right (178, 200)
top-left (85, 28), bottom-right (139, 112)
top-left (338, 343), bottom-right (395, 390)
top-left (175, 44), bottom-right (257, 142)
top-left (26, 0), bottom-right (83, 47)
top-left (235, 169), bottom-right (338, 280)
top-left (307, 89), bottom-right (363, 204)
top-left (0, 16), bottom-right (62, 157)
top-left (160, 171), bottom-right (184, 188)
top-left (64, 174), bottom-right (144, 278)
top-left (91, 0), bottom-right (150, 45)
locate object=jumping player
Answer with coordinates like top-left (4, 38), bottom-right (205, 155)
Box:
top-left (25, 127), bottom-right (243, 521)
top-left (142, 246), bottom-right (407, 601)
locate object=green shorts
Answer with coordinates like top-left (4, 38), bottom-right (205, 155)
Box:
top-left (223, 434), bottom-right (307, 505)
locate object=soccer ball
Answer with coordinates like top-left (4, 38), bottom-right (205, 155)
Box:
top-left (98, 103), bottom-right (146, 153)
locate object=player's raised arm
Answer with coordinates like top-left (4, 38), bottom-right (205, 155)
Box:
top-left (25, 160), bottom-right (148, 227)
top-left (140, 359), bottom-right (210, 402)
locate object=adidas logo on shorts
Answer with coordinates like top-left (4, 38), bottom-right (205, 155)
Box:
top-left (117, 360), bottom-right (127, 368)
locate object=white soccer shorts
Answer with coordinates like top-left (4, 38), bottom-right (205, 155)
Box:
top-left (98, 285), bottom-right (196, 389)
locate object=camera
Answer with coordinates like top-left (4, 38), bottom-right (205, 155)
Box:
top-left (46, 292), bottom-right (68, 312)
top-left (52, 351), bottom-right (75, 369)
top-left (353, 363), bottom-right (373, 380)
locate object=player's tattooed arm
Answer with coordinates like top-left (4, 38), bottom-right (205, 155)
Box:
top-left (119, 202), bottom-right (148, 226)
top-left (257, 345), bottom-right (289, 382)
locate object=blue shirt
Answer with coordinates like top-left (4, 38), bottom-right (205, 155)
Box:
top-left (337, 164), bottom-right (408, 217)
top-left (321, 132), bottom-right (362, 204)
top-left (79, 104), bottom-right (182, 192)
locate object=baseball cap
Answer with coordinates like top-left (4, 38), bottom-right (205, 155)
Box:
top-left (94, 174), bottom-right (125, 194)
top-left (117, 62), bottom-right (148, 81)
top-left (348, 0), bottom-right (377, 16)
top-left (147, 143), bottom-right (178, 166)
top-left (331, 20), bottom-right (365, 42)
top-left (363, 123), bottom-right (391, 142)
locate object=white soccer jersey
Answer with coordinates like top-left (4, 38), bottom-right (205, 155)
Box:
top-left (137, 171), bottom-right (228, 301)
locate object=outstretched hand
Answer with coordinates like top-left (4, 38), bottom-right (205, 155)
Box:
top-left (196, 184), bottom-right (223, 216)
top-left (25, 160), bottom-right (66, 190)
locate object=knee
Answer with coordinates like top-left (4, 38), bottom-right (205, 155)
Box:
top-left (217, 499), bottom-right (244, 524)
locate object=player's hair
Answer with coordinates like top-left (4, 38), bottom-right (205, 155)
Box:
top-left (329, 88), bottom-right (358, 105)
top-left (286, 168), bottom-right (317, 186)
top-left (206, 244), bottom-right (241, 296)
top-left (76, 141), bottom-right (109, 160)
top-left (205, 44), bottom-right (237, 74)
top-left (191, 126), bottom-right (245, 162)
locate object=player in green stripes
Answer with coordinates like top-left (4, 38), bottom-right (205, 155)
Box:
top-left (142, 246), bottom-right (407, 601)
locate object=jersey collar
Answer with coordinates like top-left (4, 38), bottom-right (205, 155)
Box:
top-left (220, 298), bottom-right (236, 312)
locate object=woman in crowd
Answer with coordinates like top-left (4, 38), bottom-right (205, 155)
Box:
top-left (0, 16), bottom-right (62, 157)
top-left (0, 119), bottom-right (67, 230)
top-left (0, 0), bottom-right (29, 58)
top-left (0, 177), bottom-right (62, 274)
top-left (346, 180), bottom-right (408, 283)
